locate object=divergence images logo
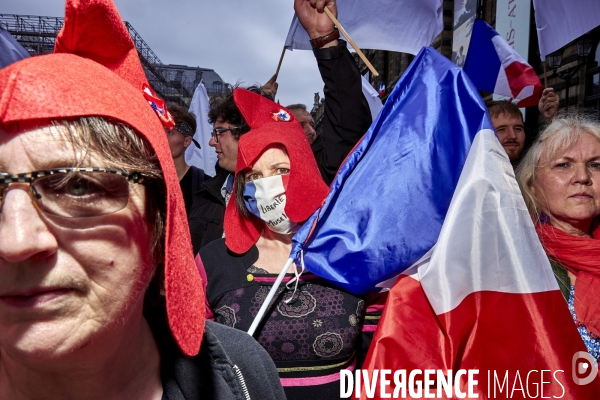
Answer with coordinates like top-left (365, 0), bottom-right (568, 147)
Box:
top-left (572, 351), bottom-right (598, 385)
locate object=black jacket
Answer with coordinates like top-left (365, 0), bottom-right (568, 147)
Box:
top-left (162, 320), bottom-right (286, 400)
top-left (188, 168), bottom-right (229, 253)
top-left (188, 40), bottom-right (372, 254)
top-left (311, 39), bottom-right (372, 186)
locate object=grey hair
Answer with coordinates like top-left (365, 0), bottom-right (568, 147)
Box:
top-left (52, 117), bottom-right (166, 264)
top-left (285, 104), bottom-right (308, 113)
top-left (515, 114), bottom-right (600, 221)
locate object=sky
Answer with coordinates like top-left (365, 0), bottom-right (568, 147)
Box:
top-left (1, 0), bottom-right (325, 108)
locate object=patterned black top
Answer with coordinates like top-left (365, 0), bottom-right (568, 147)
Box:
top-left (199, 239), bottom-right (383, 400)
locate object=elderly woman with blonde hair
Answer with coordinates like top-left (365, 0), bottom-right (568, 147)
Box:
top-left (516, 115), bottom-right (600, 361)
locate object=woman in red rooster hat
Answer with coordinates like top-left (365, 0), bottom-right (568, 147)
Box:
top-left (0, 0), bottom-right (284, 399)
top-left (198, 89), bottom-right (383, 400)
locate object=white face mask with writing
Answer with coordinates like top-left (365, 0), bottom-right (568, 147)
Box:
top-left (243, 174), bottom-right (300, 235)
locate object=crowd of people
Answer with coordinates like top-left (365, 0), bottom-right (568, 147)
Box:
top-left (0, 0), bottom-right (599, 399)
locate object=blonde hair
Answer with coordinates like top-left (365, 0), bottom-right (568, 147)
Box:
top-left (516, 115), bottom-right (600, 221)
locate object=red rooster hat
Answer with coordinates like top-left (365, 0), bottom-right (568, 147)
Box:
top-left (0, 0), bottom-right (203, 356)
top-left (224, 89), bottom-right (329, 254)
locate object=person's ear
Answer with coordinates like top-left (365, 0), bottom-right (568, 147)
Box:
top-left (183, 135), bottom-right (193, 149)
top-left (529, 183), bottom-right (536, 196)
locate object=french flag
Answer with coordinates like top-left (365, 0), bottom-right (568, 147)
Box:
top-left (463, 19), bottom-right (542, 107)
top-left (360, 127), bottom-right (600, 398)
top-left (291, 46), bottom-right (485, 295)
top-left (378, 82), bottom-right (386, 97)
top-left (286, 46), bottom-right (599, 396)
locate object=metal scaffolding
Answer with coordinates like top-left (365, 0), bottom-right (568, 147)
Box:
top-left (124, 21), bottom-right (196, 102)
top-left (0, 14), bottom-right (63, 55)
top-left (0, 14), bottom-right (196, 106)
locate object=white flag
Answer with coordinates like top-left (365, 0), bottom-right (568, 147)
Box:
top-left (533, 0), bottom-right (600, 60)
top-left (361, 73), bottom-right (383, 121)
top-left (186, 82), bottom-right (217, 177)
top-left (284, 0), bottom-right (443, 55)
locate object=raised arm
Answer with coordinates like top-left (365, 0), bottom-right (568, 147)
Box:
top-left (295, 0), bottom-right (372, 185)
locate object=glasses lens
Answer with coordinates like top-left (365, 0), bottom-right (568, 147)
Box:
top-left (32, 171), bottom-right (131, 218)
top-left (211, 129), bottom-right (219, 143)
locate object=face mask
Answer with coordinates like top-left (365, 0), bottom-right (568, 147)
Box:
top-left (243, 174), bottom-right (300, 235)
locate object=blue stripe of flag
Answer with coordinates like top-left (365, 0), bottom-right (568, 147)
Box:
top-left (463, 19), bottom-right (502, 94)
top-left (291, 46), bottom-right (493, 295)
top-left (242, 181), bottom-right (261, 219)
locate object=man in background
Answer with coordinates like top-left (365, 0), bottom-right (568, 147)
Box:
top-left (487, 100), bottom-right (526, 166)
top-left (287, 103), bottom-right (317, 144)
top-left (487, 88), bottom-right (559, 167)
top-left (166, 104), bottom-right (208, 215)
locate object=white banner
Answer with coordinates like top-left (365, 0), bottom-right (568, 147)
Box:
top-left (361, 73), bottom-right (383, 122)
top-left (495, 0), bottom-right (531, 62)
top-left (533, 0), bottom-right (600, 60)
top-left (186, 82), bottom-right (217, 176)
top-left (285, 0), bottom-right (443, 55)
top-left (493, 0), bottom-right (531, 110)
top-left (452, 0), bottom-right (477, 67)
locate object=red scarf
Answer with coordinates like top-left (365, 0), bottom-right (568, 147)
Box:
top-left (536, 223), bottom-right (600, 337)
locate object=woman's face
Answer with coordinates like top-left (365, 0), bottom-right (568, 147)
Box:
top-left (531, 131), bottom-right (600, 234)
top-left (0, 127), bottom-right (154, 362)
top-left (244, 147), bottom-right (290, 183)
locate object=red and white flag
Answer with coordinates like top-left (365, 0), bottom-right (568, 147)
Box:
top-left (360, 128), bottom-right (600, 398)
top-left (463, 20), bottom-right (542, 108)
top-left (378, 82), bottom-right (386, 97)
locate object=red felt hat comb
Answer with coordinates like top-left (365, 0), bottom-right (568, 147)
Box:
top-left (55, 0), bottom-right (174, 129)
top-left (0, 0), bottom-right (203, 356)
top-left (224, 89), bottom-right (329, 254)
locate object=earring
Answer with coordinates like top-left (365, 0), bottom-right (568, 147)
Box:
top-left (539, 212), bottom-right (551, 224)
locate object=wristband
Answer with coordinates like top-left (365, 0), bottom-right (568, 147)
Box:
top-left (309, 28), bottom-right (340, 49)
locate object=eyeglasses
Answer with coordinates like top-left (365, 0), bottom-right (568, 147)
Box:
top-left (0, 167), bottom-right (145, 218)
top-left (211, 126), bottom-right (239, 143)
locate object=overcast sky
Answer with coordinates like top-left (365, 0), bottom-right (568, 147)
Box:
top-left (1, 0), bottom-right (324, 108)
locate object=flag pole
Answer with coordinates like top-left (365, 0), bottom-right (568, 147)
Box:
top-left (276, 46), bottom-right (286, 77)
top-left (323, 7), bottom-right (379, 77)
top-left (247, 257), bottom-right (294, 336)
top-left (543, 59), bottom-right (548, 87)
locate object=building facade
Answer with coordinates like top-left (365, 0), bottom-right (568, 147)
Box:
top-left (153, 64), bottom-right (227, 106)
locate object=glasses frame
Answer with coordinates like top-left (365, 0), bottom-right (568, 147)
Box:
top-left (211, 126), bottom-right (240, 143)
top-left (0, 167), bottom-right (145, 218)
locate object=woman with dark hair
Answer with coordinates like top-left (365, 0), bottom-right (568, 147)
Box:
top-left (516, 115), bottom-right (600, 361)
top-left (0, 1), bottom-right (285, 399)
top-left (198, 88), bottom-right (382, 400)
